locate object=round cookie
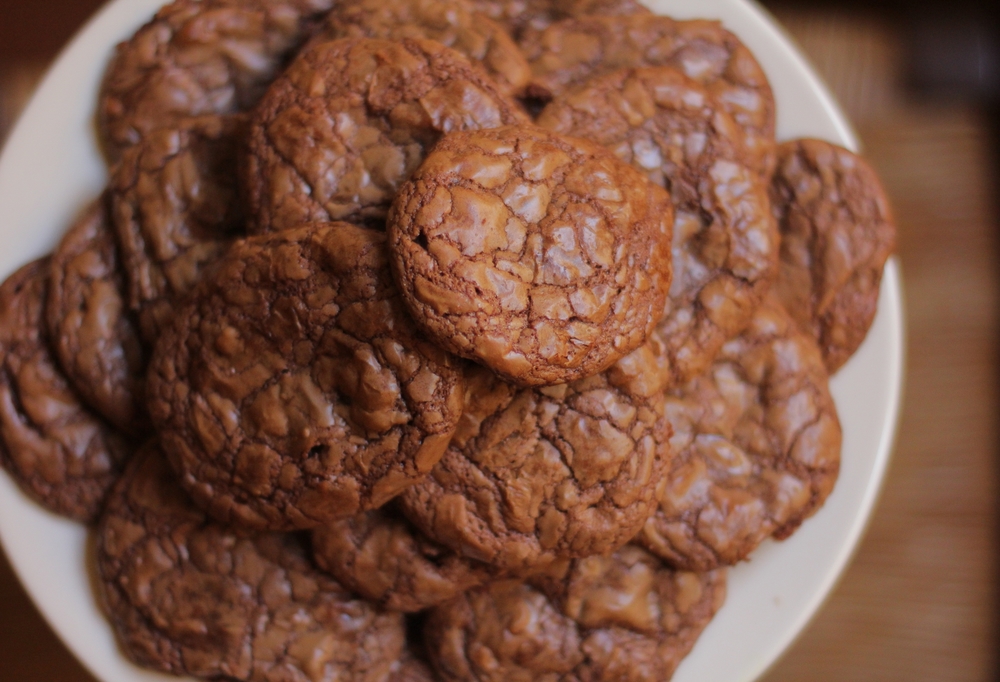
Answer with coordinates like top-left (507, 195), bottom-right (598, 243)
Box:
top-left (425, 546), bottom-right (726, 682)
top-left (148, 221), bottom-right (466, 531)
top-left (770, 138), bottom-right (897, 372)
top-left (538, 66), bottom-right (778, 387)
top-left (46, 196), bottom-right (148, 436)
top-left (0, 259), bottom-right (132, 522)
top-left (521, 15), bottom-right (776, 175)
top-left (99, 0), bottom-right (334, 159)
top-left (398, 342), bottom-right (672, 573)
top-left (637, 297), bottom-right (842, 571)
top-left (313, 503), bottom-right (495, 613)
top-left (243, 37), bottom-right (529, 233)
top-left (388, 125), bottom-right (673, 387)
top-left (110, 114), bottom-right (245, 343)
top-left (96, 441), bottom-right (406, 681)
top-left (319, 0), bottom-right (531, 95)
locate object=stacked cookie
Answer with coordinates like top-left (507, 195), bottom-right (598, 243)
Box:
top-left (0, 0), bottom-right (896, 680)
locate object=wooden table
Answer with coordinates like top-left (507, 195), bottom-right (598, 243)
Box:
top-left (0, 4), bottom-right (995, 681)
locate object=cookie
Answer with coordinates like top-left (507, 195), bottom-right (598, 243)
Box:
top-left (539, 67), bottom-right (778, 386)
top-left (319, 0), bottom-right (531, 95)
top-left (242, 37), bottom-right (529, 233)
top-left (148, 221), bottom-right (466, 531)
top-left (770, 138), bottom-right (896, 372)
top-left (391, 652), bottom-right (438, 682)
top-left (469, 0), bottom-right (649, 40)
top-left (398, 344), bottom-right (671, 573)
top-left (110, 114), bottom-right (245, 343)
top-left (522, 15), bottom-right (776, 175)
top-left (46, 196), bottom-right (148, 436)
top-left (313, 503), bottom-right (495, 613)
top-left (388, 125), bottom-right (673, 386)
top-left (96, 440), bottom-right (406, 681)
top-left (0, 259), bottom-right (132, 522)
top-left (636, 297), bottom-right (842, 571)
top-left (98, 0), bottom-right (334, 159)
top-left (425, 545), bottom-right (726, 682)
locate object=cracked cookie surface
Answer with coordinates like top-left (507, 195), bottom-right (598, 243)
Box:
top-left (318, 0), bottom-right (531, 95)
top-left (770, 138), bottom-right (896, 372)
top-left (391, 652), bottom-right (438, 682)
top-left (425, 545), bottom-right (726, 682)
top-left (389, 125), bottom-right (673, 386)
top-left (539, 67), bottom-right (778, 386)
top-left (46, 197), bottom-right (148, 436)
top-left (0, 259), bottom-right (132, 522)
top-left (110, 114), bottom-right (245, 343)
top-left (311, 366), bottom-right (532, 612)
top-left (469, 0), bottom-right (650, 42)
top-left (99, 0), bottom-right (333, 159)
top-left (522, 15), bottom-right (776, 176)
top-left (243, 37), bottom-right (528, 233)
top-left (313, 503), bottom-right (495, 613)
top-left (637, 297), bottom-right (842, 571)
top-left (148, 221), bottom-right (466, 531)
top-left (96, 441), bottom-right (406, 681)
top-left (398, 346), bottom-right (671, 573)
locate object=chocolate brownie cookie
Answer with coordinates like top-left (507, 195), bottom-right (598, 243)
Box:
top-left (522, 15), bottom-right (776, 175)
top-left (770, 139), bottom-right (896, 372)
top-left (469, 0), bottom-right (649, 41)
top-left (46, 197), bottom-right (148, 435)
top-left (398, 342), bottom-right (671, 573)
top-left (388, 125), bottom-right (673, 386)
top-left (110, 114), bottom-right (244, 343)
top-left (319, 0), bottom-right (531, 95)
top-left (539, 67), bottom-right (778, 386)
top-left (313, 503), bottom-right (495, 612)
top-left (96, 441), bottom-right (406, 681)
top-left (243, 37), bottom-right (528, 233)
top-left (148, 222), bottom-right (466, 530)
top-left (0, 260), bottom-right (132, 522)
top-left (426, 546), bottom-right (726, 682)
top-left (392, 655), bottom-right (437, 682)
top-left (99, 0), bottom-right (334, 159)
top-left (637, 297), bottom-right (842, 571)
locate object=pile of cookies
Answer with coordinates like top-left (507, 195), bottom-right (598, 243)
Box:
top-left (0, 0), bottom-right (896, 680)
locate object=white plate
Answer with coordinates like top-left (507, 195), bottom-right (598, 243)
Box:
top-left (0, 1), bottom-right (904, 681)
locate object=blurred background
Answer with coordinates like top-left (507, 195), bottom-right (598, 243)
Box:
top-left (0, 0), bottom-right (997, 680)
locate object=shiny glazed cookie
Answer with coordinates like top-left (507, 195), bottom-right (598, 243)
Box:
top-left (319, 0), bottom-right (531, 95)
top-left (398, 345), bottom-right (671, 573)
top-left (110, 114), bottom-right (245, 342)
top-left (96, 441), bottom-right (406, 681)
top-left (539, 67), bottom-right (778, 386)
top-left (313, 503), bottom-right (495, 613)
top-left (99, 0), bottom-right (334, 158)
top-left (522, 15), bottom-right (776, 175)
top-left (426, 545), bottom-right (726, 682)
top-left (637, 297), bottom-right (842, 571)
top-left (46, 197), bottom-right (148, 435)
top-left (0, 260), bottom-right (132, 522)
top-left (148, 222), bottom-right (466, 531)
top-left (243, 37), bottom-right (529, 232)
top-left (770, 139), bottom-right (896, 372)
top-left (388, 125), bottom-right (673, 386)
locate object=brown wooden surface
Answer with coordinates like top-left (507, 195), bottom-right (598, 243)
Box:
top-left (0, 4), bottom-right (996, 682)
